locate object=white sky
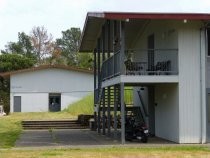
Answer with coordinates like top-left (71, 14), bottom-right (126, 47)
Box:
top-left (0, 0), bottom-right (210, 50)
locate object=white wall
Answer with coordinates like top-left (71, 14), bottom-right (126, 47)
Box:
top-left (132, 20), bottom-right (178, 73)
top-left (11, 69), bottom-right (93, 93)
top-left (178, 21), bottom-right (202, 143)
top-left (11, 93), bottom-right (48, 112)
top-left (155, 84), bottom-right (179, 142)
top-left (131, 20), bottom-right (204, 143)
top-left (10, 68), bottom-right (93, 112)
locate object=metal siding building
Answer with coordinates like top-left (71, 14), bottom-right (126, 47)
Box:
top-left (1, 65), bottom-right (94, 112)
top-left (79, 12), bottom-right (210, 144)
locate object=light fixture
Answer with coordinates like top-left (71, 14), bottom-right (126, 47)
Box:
top-left (183, 19), bottom-right (187, 23)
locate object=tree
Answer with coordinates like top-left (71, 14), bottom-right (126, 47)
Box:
top-left (30, 26), bottom-right (54, 63)
top-left (77, 53), bottom-right (93, 70)
top-left (1, 32), bottom-right (35, 59)
top-left (56, 28), bottom-right (81, 66)
top-left (0, 54), bottom-right (35, 114)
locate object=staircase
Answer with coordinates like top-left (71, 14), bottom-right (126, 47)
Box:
top-left (22, 120), bottom-right (89, 130)
top-left (137, 90), bottom-right (149, 124)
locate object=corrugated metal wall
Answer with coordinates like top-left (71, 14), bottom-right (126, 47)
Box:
top-left (178, 24), bottom-right (201, 143)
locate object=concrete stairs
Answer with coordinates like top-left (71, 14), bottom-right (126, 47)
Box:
top-left (22, 120), bottom-right (89, 130)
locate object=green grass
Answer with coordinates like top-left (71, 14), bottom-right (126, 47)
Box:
top-left (63, 94), bottom-right (94, 115)
top-left (0, 112), bottom-right (75, 148)
top-left (0, 146), bottom-right (210, 158)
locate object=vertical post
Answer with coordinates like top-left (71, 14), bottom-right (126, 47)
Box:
top-left (102, 26), bottom-right (106, 135)
top-left (120, 21), bottom-right (125, 75)
top-left (97, 38), bottom-right (101, 134)
top-left (93, 48), bottom-right (97, 130)
top-left (113, 20), bottom-right (117, 75)
top-left (107, 20), bottom-right (111, 136)
top-left (114, 85), bottom-right (118, 139)
top-left (120, 21), bottom-right (125, 144)
top-left (102, 88), bottom-right (106, 135)
top-left (120, 83), bottom-right (125, 144)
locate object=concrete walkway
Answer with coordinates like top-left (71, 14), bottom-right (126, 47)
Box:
top-left (15, 129), bottom-right (121, 147)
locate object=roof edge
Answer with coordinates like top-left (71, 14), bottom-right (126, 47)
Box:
top-left (0, 65), bottom-right (93, 78)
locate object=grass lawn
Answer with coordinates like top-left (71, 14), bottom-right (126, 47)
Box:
top-left (0, 112), bottom-right (75, 148)
top-left (64, 94), bottom-right (94, 115)
top-left (0, 146), bottom-right (210, 158)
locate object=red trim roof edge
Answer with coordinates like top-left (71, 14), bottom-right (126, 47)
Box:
top-left (103, 12), bottom-right (210, 20)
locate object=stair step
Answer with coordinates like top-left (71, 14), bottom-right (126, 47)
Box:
top-left (21, 119), bottom-right (88, 130)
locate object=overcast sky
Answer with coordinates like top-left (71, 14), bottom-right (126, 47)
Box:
top-left (0, 0), bottom-right (210, 50)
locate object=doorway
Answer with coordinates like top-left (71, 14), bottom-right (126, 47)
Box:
top-left (14, 96), bottom-right (21, 112)
top-left (49, 93), bottom-right (61, 112)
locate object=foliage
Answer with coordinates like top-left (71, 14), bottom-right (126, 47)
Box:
top-left (1, 32), bottom-right (36, 60)
top-left (56, 28), bottom-right (81, 66)
top-left (77, 53), bottom-right (93, 69)
top-left (30, 26), bottom-right (54, 63)
top-left (0, 54), bottom-right (35, 72)
top-left (0, 54), bottom-right (35, 114)
top-left (63, 94), bottom-right (94, 115)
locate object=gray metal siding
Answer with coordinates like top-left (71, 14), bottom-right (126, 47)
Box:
top-left (178, 27), bottom-right (201, 143)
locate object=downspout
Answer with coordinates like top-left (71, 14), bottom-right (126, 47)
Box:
top-left (200, 26), bottom-right (207, 144)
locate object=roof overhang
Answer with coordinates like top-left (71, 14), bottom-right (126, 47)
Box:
top-left (79, 12), bottom-right (210, 52)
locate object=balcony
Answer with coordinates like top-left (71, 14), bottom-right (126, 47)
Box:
top-left (101, 49), bottom-right (178, 81)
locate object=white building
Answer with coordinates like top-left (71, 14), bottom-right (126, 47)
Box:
top-left (0, 65), bottom-right (93, 112)
top-left (79, 12), bottom-right (210, 144)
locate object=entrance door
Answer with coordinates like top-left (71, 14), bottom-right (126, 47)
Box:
top-left (49, 93), bottom-right (61, 112)
top-left (14, 96), bottom-right (21, 112)
top-left (148, 34), bottom-right (155, 70)
top-left (148, 86), bottom-right (155, 136)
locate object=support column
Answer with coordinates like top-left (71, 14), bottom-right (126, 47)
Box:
top-left (114, 85), bottom-right (118, 139)
top-left (107, 20), bottom-right (111, 136)
top-left (97, 38), bottom-right (101, 134)
top-left (101, 26), bottom-right (106, 135)
top-left (93, 48), bottom-right (97, 130)
top-left (120, 83), bottom-right (125, 144)
top-left (120, 21), bottom-right (125, 144)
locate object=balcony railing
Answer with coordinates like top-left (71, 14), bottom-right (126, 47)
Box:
top-left (101, 49), bottom-right (178, 81)
top-left (101, 51), bottom-right (121, 80)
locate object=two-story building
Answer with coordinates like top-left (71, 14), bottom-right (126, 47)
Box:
top-left (79, 12), bottom-right (210, 144)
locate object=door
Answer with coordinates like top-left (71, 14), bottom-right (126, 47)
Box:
top-left (49, 93), bottom-right (61, 112)
top-left (14, 96), bottom-right (21, 112)
top-left (148, 86), bottom-right (155, 136)
top-left (148, 34), bottom-right (155, 70)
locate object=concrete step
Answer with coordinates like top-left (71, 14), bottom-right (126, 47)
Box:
top-left (22, 119), bottom-right (88, 130)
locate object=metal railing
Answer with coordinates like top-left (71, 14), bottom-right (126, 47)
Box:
top-left (101, 51), bottom-right (121, 80)
top-left (125, 49), bottom-right (178, 76)
top-left (100, 49), bottom-right (178, 81)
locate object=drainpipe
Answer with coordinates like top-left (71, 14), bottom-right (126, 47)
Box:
top-left (200, 27), bottom-right (207, 144)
